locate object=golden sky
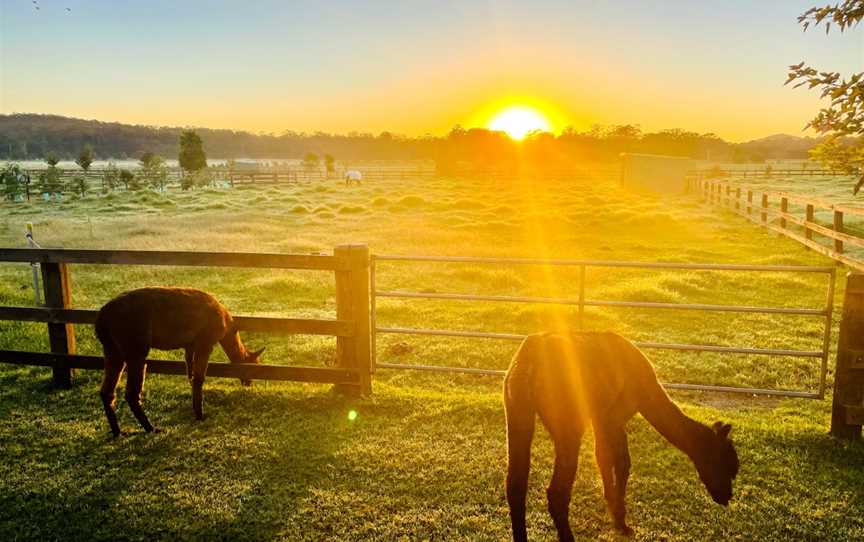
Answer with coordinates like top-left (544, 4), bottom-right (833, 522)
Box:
top-left (1, 1), bottom-right (862, 141)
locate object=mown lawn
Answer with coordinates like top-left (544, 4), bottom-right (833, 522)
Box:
top-left (1, 169), bottom-right (863, 540)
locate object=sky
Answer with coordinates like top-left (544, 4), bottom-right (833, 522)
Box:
top-left (1, 0), bottom-right (862, 141)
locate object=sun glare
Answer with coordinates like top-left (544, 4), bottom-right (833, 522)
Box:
top-left (488, 106), bottom-right (551, 140)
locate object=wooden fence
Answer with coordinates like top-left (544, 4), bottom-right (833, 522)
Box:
top-left (0, 245), bottom-right (372, 394)
top-left (21, 167), bottom-right (436, 185)
top-left (689, 176), bottom-right (864, 272)
top-left (698, 168), bottom-right (849, 178)
top-left (223, 168), bottom-right (434, 184)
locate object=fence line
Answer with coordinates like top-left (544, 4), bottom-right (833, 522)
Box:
top-left (0, 246), bottom-right (372, 394)
top-left (0, 245), bottom-right (839, 399)
top-left (371, 254), bottom-right (836, 399)
top-left (688, 175), bottom-right (864, 272)
top-left (694, 168), bottom-right (849, 178)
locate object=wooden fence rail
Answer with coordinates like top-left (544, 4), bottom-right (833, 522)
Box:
top-left (22, 167), bottom-right (437, 185)
top-left (694, 168), bottom-right (852, 178)
top-left (0, 246), bottom-right (372, 394)
top-left (688, 176), bottom-right (864, 272)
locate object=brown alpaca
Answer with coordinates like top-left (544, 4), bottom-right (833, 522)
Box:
top-left (504, 331), bottom-right (739, 540)
top-left (95, 287), bottom-right (264, 437)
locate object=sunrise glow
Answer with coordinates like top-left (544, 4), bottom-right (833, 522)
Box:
top-left (488, 106), bottom-right (551, 140)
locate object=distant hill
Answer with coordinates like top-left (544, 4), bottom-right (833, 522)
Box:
top-left (736, 134), bottom-right (821, 161)
top-left (0, 113), bottom-right (825, 164)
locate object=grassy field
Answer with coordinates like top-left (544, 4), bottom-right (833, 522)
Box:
top-left (1, 168), bottom-right (863, 541)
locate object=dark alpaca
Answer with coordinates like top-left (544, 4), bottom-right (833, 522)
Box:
top-left (95, 287), bottom-right (264, 437)
top-left (504, 331), bottom-right (739, 540)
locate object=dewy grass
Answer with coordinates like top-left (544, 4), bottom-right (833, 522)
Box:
top-left (0, 171), bottom-right (862, 540)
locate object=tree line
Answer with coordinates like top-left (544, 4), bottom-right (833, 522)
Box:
top-left (0, 113), bottom-right (824, 165)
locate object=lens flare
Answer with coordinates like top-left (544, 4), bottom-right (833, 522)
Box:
top-left (348, 409), bottom-right (358, 421)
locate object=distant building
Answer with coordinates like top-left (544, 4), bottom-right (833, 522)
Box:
top-left (232, 160), bottom-right (259, 171)
top-left (620, 153), bottom-right (695, 193)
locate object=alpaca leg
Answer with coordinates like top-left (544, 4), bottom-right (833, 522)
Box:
top-left (595, 426), bottom-right (632, 536)
top-left (125, 361), bottom-right (158, 433)
top-left (190, 344), bottom-right (213, 421)
top-left (546, 433), bottom-right (581, 542)
top-left (184, 348), bottom-right (194, 381)
top-left (614, 433), bottom-right (631, 526)
top-left (99, 355), bottom-right (125, 437)
top-left (505, 394), bottom-right (535, 542)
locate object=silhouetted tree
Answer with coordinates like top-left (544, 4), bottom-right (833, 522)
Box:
top-left (303, 152), bottom-right (320, 171)
top-left (103, 162), bottom-right (120, 192)
top-left (179, 130), bottom-right (207, 173)
top-left (139, 152), bottom-right (168, 191)
top-left (75, 145), bottom-right (94, 172)
top-left (119, 169), bottom-right (136, 191)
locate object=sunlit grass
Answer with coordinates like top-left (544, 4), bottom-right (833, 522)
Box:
top-left (1, 169), bottom-right (863, 540)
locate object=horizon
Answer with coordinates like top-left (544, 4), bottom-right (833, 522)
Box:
top-left (1, 1), bottom-right (862, 142)
top-left (0, 111), bottom-right (831, 143)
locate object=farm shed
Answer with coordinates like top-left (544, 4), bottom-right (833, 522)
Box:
top-left (620, 153), bottom-right (695, 193)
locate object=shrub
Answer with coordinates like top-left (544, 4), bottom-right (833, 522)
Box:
top-left (103, 163), bottom-right (120, 193)
top-left (139, 152), bottom-right (169, 191)
top-left (303, 152), bottom-right (320, 171)
top-left (181, 169), bottom-right (213, 190)
top-left (37, 166), bottom-right (62, 196)
top-left (1, 163), bottom-right (25, 201)
top-left (69, 176), bottom-right (88, 197)
top-left (119, 169), bottom-right (139, 191)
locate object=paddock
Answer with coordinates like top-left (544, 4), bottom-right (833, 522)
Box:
top-left (2, 171), bottom-right (863, 541)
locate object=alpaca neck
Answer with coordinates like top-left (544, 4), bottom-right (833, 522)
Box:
top-left (639, 387), bottom-right (712, 460)
top-left (219, 330), bottom-right (247, 364)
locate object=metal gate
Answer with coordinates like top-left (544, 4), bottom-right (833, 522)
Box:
top-left (370, 255), bottom-right (836, 399)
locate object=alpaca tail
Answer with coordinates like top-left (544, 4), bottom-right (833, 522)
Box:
top-left (504, 337), bottom-right (538, 542)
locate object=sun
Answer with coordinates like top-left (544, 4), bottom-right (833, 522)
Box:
top-left (488, 106), bottom-right (551, 140)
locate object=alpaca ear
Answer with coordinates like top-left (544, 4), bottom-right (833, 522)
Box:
top-left (251, 347), bottom-right (265, 358)
top-left (715, 422), bottom-right (732, 439)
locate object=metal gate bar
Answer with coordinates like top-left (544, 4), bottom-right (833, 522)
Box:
top-left (370, 255), bottom-right (836, 398)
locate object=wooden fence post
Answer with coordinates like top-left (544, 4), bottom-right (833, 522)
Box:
top-left (735, 187), bottom-right (741, 210)
top-left (725, 184), bottom-right (730, 206)
top-left (834, 210), bottom-right (844, 255)
top-left (805, 204), bottom-right (814, 243)
top-left (831, 272), bottom-right (864, 440)
top-left (761, 193), bottom-right (768, 223)
top-left (334, 244), bottom-right (372, 396)
top-left (747, 190), bottom-right (753, 215)
top-left (780, 197), bottom-right (788, 229)
top-left (41, 262), bottom-right (75, 388)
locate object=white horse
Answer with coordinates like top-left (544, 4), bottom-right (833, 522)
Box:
top-left (344, 170), bottom-right (362, 186)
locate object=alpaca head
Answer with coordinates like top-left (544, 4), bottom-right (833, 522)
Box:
top-left (244, 347), bottom-right (265, 364)
top-left (695, 421), bottom-right (739, 506)
top-left (238, 347), bottom-right (264, 387)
